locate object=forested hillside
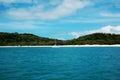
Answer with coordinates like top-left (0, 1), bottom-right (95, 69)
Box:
top-left (0, 32), bottom-right (120, 46)
top-left (0, 32), bottom-right (64, 46)
top-left (66, 33), bottom-right (120, 45)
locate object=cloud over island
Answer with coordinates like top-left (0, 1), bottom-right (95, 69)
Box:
top-left (70, 25), bottom-right (120, 38)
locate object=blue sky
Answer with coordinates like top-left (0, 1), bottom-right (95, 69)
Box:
top-left (0, 0), bottom-right (120, 40)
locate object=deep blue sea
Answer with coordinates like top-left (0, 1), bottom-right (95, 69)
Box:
top-left (0, 47), bottom-right (120, 80)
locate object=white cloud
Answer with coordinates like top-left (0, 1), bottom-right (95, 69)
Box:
top-left (100, 13), bottom-right (120, 17)
top-left (0, 22), bottom-right (39, 30)
top-left (70, 32), bottom-right (80, 38)
top-left (50, 0), bottom-right (62, 6)
top-left (69, 25), bottom-right (120, 38)
top-left (88, 25), bottom-right (120, 34)
top-left (39, 0), bottom-right (89, 19)
top-left (8, 9), bottom-right (33, 19)
top-left (6, 0), bottom-right (89, 20)
top-left (7, 5), bottom-right (43, 20)
top-left (0, 0), bottom-right (33, 3)
top-left (0, 0), bottom-right (15, 3)
top-left (61, 18), bottom-right (120, 23)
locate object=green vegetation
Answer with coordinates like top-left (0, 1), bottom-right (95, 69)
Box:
top-left (0, 32), bottom-right (120, 46)
top-left (0, 32), bottom-right (64, 46)
top-left (66, 33), bottom-right (120, 45)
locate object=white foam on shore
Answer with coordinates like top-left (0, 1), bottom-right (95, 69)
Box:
top-left (0, 45), bottom-right (120, 48)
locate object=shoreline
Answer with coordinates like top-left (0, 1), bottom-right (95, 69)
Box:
top-left (0, 45), bottom-right (120, 47)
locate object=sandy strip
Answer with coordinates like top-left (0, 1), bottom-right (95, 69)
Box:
top-left (0, 45), bottom-right (120, 48)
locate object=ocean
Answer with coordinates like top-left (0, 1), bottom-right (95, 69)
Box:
top-left (0, 47), bottom-right (120, 80)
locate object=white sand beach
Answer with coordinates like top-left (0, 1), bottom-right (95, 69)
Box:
top-left (0, 45), bottom-right (120, 47)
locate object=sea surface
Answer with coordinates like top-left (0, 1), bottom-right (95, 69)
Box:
top-left (0, 47), bottom-right (120, 80)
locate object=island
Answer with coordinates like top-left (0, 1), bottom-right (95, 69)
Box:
top-left (0, 32), bottom-right (120, 46)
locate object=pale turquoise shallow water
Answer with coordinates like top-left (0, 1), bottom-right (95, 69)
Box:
top-left (0, 47), bottom-right (120, 80)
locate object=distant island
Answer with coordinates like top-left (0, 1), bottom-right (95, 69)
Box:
top-left (0, 32), bottom-right (120, 46)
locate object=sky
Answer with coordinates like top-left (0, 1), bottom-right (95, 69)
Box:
top-left (0, 0), bottom-right (120, 40)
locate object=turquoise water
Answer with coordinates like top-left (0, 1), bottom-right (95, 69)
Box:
top-left (0, 47), bottom-right (120, 80)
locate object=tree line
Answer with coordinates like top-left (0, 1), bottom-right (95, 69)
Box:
top-left (0, 32), bottom-right (120, 46)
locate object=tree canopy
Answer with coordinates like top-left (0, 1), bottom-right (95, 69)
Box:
top-left (0, 32), bottom-right (120, 46)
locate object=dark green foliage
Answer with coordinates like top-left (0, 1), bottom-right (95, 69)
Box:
top-left (0, 32), bottom-right (120, 46)
top-left (0, 32), bottom-right (64, 46)
top-left (66, 33), bottom-right (120, 45)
